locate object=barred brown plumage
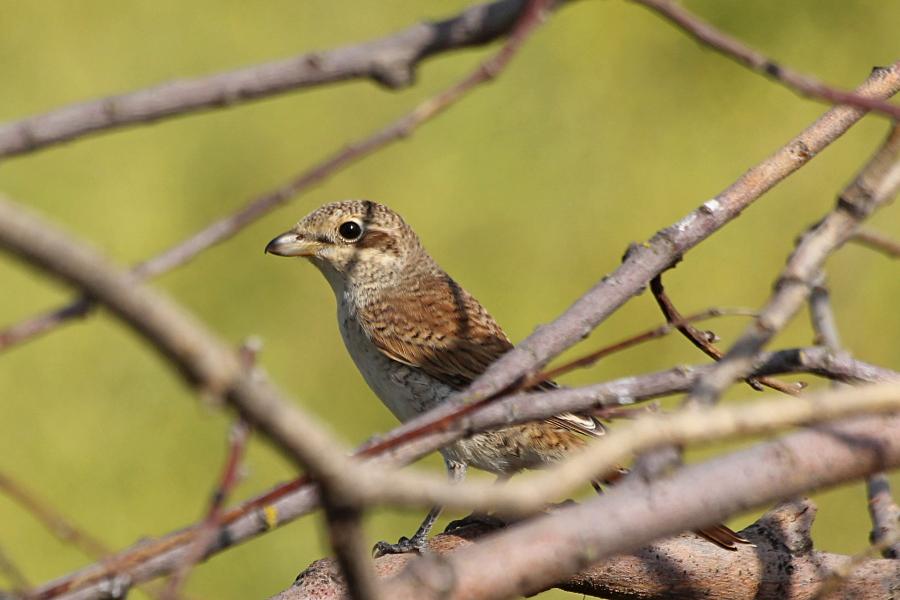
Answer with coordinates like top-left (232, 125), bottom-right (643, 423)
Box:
top-left (267, 199), bottom-right (747, 554)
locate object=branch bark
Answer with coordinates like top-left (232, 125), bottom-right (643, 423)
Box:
top-left (277, 500), bottom-right (900, 600)
top-left (0, 0), bottom-right (537, 159)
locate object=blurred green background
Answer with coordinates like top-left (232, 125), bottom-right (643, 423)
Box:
top-left (1, 1), bottom-right (898, 598)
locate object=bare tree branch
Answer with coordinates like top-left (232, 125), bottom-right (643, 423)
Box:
top-left (278, 500), bottom-right (900, 600)
top-left (630, 0), bottom-right (900, 120)
top-left (686, 123), bottom-right (900, 408)
top-left (0, 0), bottom-right (540, 159)
top-left (162, 418), bottom-right (250, 600)
top-left (852, 227), bottom-right (900, 258)
top-left (380, 413), bottom-right (900, 600)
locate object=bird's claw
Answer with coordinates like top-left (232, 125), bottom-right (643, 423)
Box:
top-left (445, 513), bottom-right (506, 533)
top-left (372, 535), bottom-right (427, 558)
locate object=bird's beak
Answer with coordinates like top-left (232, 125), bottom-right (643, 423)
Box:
top-left (265, 231), bottom-right (318, 257)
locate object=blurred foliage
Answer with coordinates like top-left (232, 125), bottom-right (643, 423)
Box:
top-left (1, 1), bottom-right (898, 598)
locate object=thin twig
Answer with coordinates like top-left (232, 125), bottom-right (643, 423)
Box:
top-left (0, 471), bottom-right (110, 558)
top-left (0, 0), bottom-right (539, 159)
top-left (0, 542), bottom-right (29, 595)
top-left (162, 420), bottom-right (251, 600)
top-left (631, 0), bottom-right (900, 120)
top-left (528, 307), bottom-right (757, 386)
top-left (851, 227), bottom-right (900, 258)
top-left (163, 340), bottom-right (260, 600)
top-left (650, 273), bottom-right (802, 395)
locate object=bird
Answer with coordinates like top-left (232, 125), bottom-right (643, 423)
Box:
top-left (266, 199), bottom-right (747, 555)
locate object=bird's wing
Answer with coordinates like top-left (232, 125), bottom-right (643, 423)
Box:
top-left (359, 274), bottom-right (603, 437)
top-left (360, 274), bottom-right (513, 389)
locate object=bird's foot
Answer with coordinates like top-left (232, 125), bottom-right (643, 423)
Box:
top-left (445, 512), bottom-right (506, 533)
top-left (372, 534), bottom-right (428, 558)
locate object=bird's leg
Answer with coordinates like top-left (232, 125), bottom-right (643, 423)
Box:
top-left (372, 458), bottom-right (466, 557)
top-left (445, 473), bottom-right (509, 532)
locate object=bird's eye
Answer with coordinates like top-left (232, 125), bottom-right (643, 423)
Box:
top-left (338, 220), bottom-right (363, 241)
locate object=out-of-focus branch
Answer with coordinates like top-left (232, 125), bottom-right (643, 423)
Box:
top-left (0, 471), bottom-right (110, 558)
top-left (0, 0), bottom-right (561, 354)
top-left (866, 473), bottom-right (900, 559)
top-left (686, 123), bottom-right (900, 408)
top-left (380, 414), bottom-right (900, 600)
top-left (851, 227), bottom-right (900, 257)
top-left (0, 542), bottom-right (29, 596)
top-left (0, 0), bottom-right (541, 159)
top-left (26, 349), bottom-right (900, 600)
top-left (276, 500), bottom-right (900, 600)
top-left (631, 0), bottom-right (900, 120)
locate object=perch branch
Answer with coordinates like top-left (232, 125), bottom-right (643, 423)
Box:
top-left (278, 500), bottom-right (900, 600)
top-left (379, 413), bottom-right (900, 600)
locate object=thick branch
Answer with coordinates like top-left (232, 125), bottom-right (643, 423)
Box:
top-left (381, 414), bottom-right (900, 599)
top-left (279, 501), bottom-right (900, 600)
top-left (0, 0), bottom-right (536, 159)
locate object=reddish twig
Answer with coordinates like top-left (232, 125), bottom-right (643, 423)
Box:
top-left (649, 273), bottom-right (802, 396)
top-left (631, 0), bottom-right (900, 121)
top-left (162, 419), bottom-right (251, 600)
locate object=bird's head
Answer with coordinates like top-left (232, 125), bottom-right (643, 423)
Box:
top-left (266, 200), bottom-right (432, 290)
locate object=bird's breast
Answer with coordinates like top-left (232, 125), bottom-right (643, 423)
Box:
top-left (336, 301), bottom-right (453, 423)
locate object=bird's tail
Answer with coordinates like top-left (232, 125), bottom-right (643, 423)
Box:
top-left (593, 467), bottom-right (752, 551)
